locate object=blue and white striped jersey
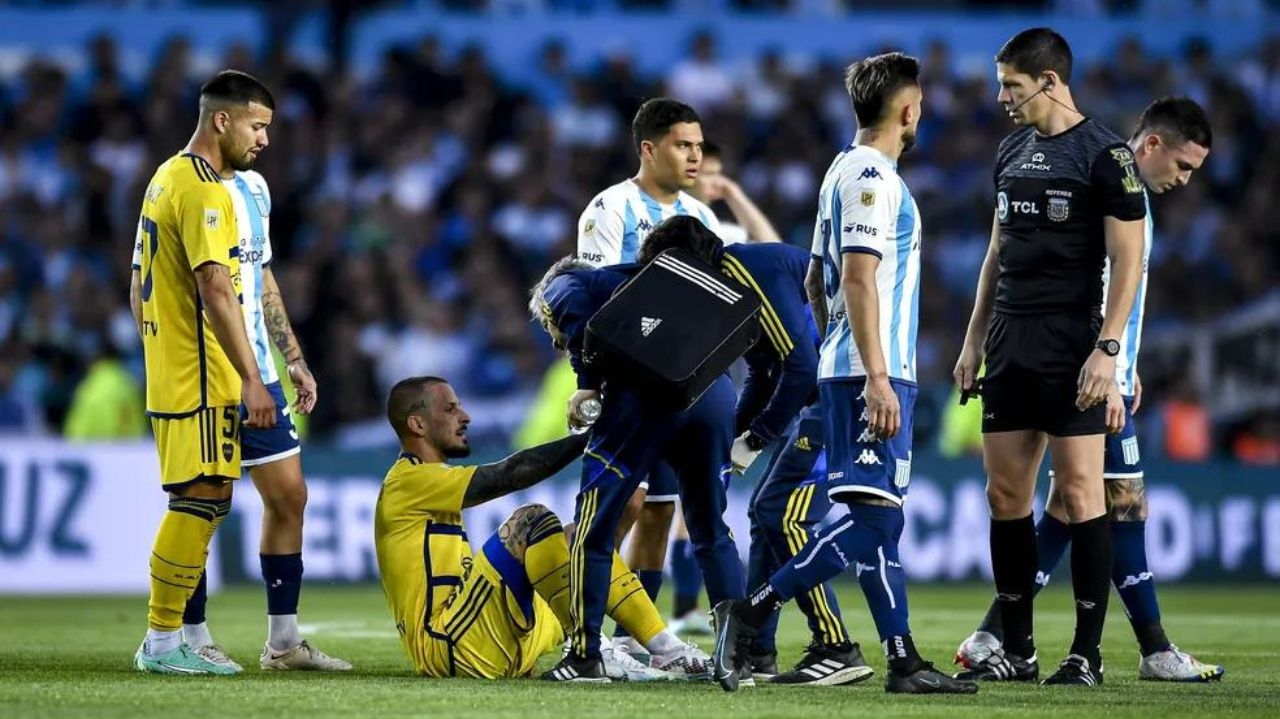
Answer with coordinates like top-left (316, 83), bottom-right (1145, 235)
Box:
top-left (132, 169), bottom-right (278, 385)
top-left (810, 145), bottom-right (922, 383)
top-left (576, 178), bottom-right (722, 267)
top-left (1102, 189), bottom-right (1152, 396)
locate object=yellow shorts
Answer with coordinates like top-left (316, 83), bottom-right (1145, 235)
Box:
top-left (151, 406), bottom-right (242, 490)
top-left (420, 543), bottom-right (563, 679)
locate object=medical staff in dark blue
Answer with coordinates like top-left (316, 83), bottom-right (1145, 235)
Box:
top-left (635, 216), bottom-right (866, 686)
top-left (711, 52), bottom-right (977, 695)
top-left (529, 254), bottom-right (742, 683)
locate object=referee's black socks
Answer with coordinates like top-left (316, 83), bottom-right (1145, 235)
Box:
top-left (1069, 515), bottom-right (1113, 669)
top-left (990, 514), bottom-right (1038, 659)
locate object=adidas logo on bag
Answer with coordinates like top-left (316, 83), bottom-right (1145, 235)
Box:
top-left (640, 317), bottom-right (662, 337)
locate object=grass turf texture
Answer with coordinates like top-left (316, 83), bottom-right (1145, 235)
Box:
top-left (1, 584), bottom-right (1276, 719)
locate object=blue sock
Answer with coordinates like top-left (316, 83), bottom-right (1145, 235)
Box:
top-left (1034, 513), bottom-right (1072, 593)
top-left (845, 505), bottom-right (910, 645)
top-left (1111, 521), bottom-right (1171, 656)
top-left (670, 538), bottom-right (703, 616)
top-left (261, 553), bottom-right (303, 616)
top-left (615, 569), bottom-right (663, 638)
top-left (182, 571), bottom-right (208, 625)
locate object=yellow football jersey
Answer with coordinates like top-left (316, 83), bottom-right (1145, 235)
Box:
top-left (134, 153), bottom-right (242, 416)
top-left (374, 452), bottom-right (477, 671)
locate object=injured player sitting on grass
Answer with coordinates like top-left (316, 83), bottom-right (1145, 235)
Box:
top-left (373, 375), bottom-right (712, 682)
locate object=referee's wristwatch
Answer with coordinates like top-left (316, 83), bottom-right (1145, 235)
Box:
top-left (1095, 339), bottom-right (1121, 357)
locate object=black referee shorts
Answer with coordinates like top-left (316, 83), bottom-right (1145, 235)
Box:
top-left (981, 311), bottom-right (1106, 437)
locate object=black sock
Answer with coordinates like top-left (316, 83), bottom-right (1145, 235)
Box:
top-left (735, 584), bottom-right (782, 628)
top-left (1132, 621), bottom-right (1172, 658)
top-left (1068, 515), bottom-right (1113, 668)
top-left (990, 515), bottom-right (1038, 658)
top-left (884, 633), bottom-right (925, 675)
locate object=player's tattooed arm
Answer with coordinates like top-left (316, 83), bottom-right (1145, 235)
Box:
top-left (261, 267), bottom-right (304, 365)
top-left (805, 258), bottom-right (827, 340)
top-left (463, 433), bottom-right (590, 508)
top-left (1106, 477), bottom-right (1148, 522)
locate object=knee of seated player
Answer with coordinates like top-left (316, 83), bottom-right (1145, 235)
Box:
top-left (499, 503), bottom-right (558, 558)
top-left (1105, 477), bottom-right (1148, 522)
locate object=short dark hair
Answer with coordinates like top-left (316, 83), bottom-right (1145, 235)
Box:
top-left (701, 140), bottom-right (722, 160)
top-left (200, 69), bottom-right (275, 111)
top-left (636, 215), bottom-right (723, 266)
top-left (386, 375), bottom-right (448, 438)
top-left (995, 27), bottom-right (1073, 85)
top-left (632, 98), bottom-right (700, 156)
top-left (844, 52), bottom-right (921, 128)
top-left (1133, 96), bottom-right (1213, 150)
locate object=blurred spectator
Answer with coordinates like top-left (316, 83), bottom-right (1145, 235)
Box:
top-left (62, 343), bottom-right (146, 440)
top-left (0, 12), bottom-right (1275, 456)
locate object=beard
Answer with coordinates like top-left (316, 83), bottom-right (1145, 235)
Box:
top-left (228, 151), bottom-right (257, 172)
top-left (443, 441), bottom-right (472, 459)
top-left (901, 130), bottom-right (917, 154)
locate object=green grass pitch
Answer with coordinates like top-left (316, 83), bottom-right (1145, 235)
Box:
top-left (1, 584), bottom-right (1276, 719)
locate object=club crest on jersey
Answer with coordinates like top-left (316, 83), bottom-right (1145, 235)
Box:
top-left (997, 191), bottom-right (1009, 222)
top-left (1047, 196), bottom-right (1070, 222)
top-left (252, 192), bottom-right (269, 217)
top-left (583, 219), bottom-right (596, 237)
top-left (860, 190), bottom-right (876, 207)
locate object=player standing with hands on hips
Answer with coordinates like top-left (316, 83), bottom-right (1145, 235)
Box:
top-left (953, 28), bottom-right (1147, 686)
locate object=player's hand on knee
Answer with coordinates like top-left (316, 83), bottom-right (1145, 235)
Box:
top-left (244, 380), bottom-right (277, 429)
top-left (1105, 386), bottom-right (1125, 435)
top-left (866, 374), bottom-right (901, 439)
top-left (1076, 349), bottom-right (1117, 411)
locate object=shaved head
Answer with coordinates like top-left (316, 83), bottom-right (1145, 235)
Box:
top-left (386, 376), bottom-right (448, 439)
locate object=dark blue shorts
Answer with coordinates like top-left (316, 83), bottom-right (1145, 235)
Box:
top-left (1103, 395), bottom-right (1143, 479)
top-left (820, 378), bottom-right (917, 506)
top-left (240, 381), bottom-right (301, 467)
top-left (640, 459), bottom-right (680, 503)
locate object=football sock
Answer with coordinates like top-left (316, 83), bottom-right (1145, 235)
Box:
top-left (182, 571), bottom-right (208, 625)
top-left (148, 497), bottom-right (230, 633)
top-left (606, 552), bottom-right (665, 646)
top-left (262, 553), bottom-right (304, 650)
top-left (1110, 520), bottom-right (1171, 655)
top-left (670, 538), bottom-right (703, 617)
top-left (526, 512), bottom-right (574, 631)
top-left (614, 569), bottom-right (663, 639)
top-left (1069, 515), bottom-right (1113, 668)
top-left (991, 514), bottom-right (1038, 658)
top-left (182, 621), bottom-right (213, 649)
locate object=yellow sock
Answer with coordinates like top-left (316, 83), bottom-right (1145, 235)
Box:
top-left (147, 496), bottom-right (231, 632)
top-left (606, 552), bottom-right (664, 645)
top-left (525, 514), bottom-right (574, 631)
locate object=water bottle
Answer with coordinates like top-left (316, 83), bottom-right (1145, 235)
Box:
top-left (571, 398), bottom-right (602, 435)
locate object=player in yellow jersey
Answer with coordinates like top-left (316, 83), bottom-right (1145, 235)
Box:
top-left (375, 376), bottom-right (713, 682)
top-left (128, 70), bottom-right (277, 675)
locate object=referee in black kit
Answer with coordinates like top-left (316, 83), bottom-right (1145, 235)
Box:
top-left (953, 28), bottom-right (1147, 687)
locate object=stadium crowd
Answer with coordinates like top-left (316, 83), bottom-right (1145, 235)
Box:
top-left (0, 24), bottom-right (1276, 459)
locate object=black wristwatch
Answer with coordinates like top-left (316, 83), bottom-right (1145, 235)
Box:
top-left (744, 431), bottom-right (769, 452)
top-left (1096, 339), bottom-right (1121, 357)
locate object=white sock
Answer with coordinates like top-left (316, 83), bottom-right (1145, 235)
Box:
top-left (645, 630), bottom-right (683, 655)
top-left (144, 629), bottom-right (182, 656)
top-left (182, 622), bottom-right (214, 649)
top-left (268, 614), bottom-right (301, 651)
